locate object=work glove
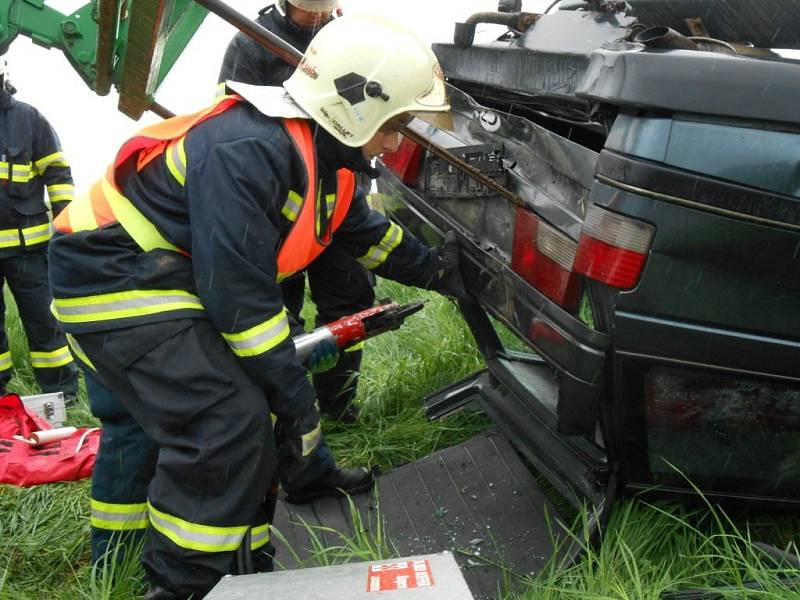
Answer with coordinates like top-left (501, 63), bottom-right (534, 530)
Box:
top-left (306, 337), bottom-right (340, 374)
top-left (429, 231), bottom-right (469, 302)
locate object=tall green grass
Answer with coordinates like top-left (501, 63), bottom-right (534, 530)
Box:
top-left (2, 283), bottom-right (799, 599)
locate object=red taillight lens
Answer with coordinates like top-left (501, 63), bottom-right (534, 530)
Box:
top-left (512, 207), bottom-right (579, 309)
top-left (574, 205), bottom-right (655, 289)
top-left (382, 138), bottom-right (422, 185)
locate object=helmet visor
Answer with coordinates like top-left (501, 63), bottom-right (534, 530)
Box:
top-left (411, 110), bottom-right (455, 132)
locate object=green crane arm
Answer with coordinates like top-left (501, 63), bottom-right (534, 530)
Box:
top-left (0, 0), bottom-right (208, 119)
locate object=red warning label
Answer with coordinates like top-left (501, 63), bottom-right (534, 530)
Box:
top-left (367, 559), bottom-right (435, 592)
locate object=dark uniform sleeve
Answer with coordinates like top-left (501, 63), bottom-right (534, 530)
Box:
top-left (333, 187), bottom-right (441, 289)
top-left (184, 135), bottom-right (316, 421)
top-left (218, 31), bottom-right (296, 86)
top-left (32, 110), bottom-right (75, 217)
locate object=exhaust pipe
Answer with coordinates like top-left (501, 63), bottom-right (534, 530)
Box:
top-left (454, 11), bottom-right (540, 49)
top-left (634, 26), bottom-right (699, 50)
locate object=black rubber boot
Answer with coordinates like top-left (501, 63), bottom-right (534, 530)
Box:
top-left (141, 584), bottom-right (179, 600)
top-left (284, 466), bottom-right (375, 504)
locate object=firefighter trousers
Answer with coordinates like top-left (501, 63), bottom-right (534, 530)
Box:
top-left (282, 240), bottom-right (375, 416)
top-left (0, 249), bottom-right (77, 395)
top-left (76, 318), bottom-right (278, 598)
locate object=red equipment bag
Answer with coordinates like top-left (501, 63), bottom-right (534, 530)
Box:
top-left (0, 394), bottom-right (100, 487)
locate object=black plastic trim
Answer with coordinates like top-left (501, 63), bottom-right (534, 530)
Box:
top-left (596, 150), bottom-right (800, 230)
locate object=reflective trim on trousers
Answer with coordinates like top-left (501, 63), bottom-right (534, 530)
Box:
top-left (0, 351), bottom-right (12, 372)
top-left (148, 501), bottom-right (248, 553)
top-left (52, 290), bottom-right (204, 324)
top-left (90, 499), bottom-right (149, 531)
top-left (221, 308), bottom-right (291, 358)
top-left (250, 522), bottom-right (270, 550)
top-left (30, 346), bottom-right (74, 369)
top-left (357, 222), bottom-right (404, 270)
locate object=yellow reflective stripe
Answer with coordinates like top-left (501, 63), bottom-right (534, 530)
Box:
top-left (30, 346), bottom-right (73, 369)
top-left (0, 351), bottom-right (12, 371)
top-left (301, 422), bottom-right (321, 456)
top-left (22, 223), bottom-right (52, 246)
top-left (101, 178), bottom-right (180, 253)
top-left (11, 163), bottom-right (34, 182)
top-left (281, 190), bottom-right (303, 222)
top-left (165, 137), bottom-right (187, 186)
top-left (47, 183), bottom-right (75, 203)
top-left (148, 501), bottom-right (248, 553)
top-left (221, 308), bottom-right (291, 357)
top-left (63, 191), bottom-right (99, 232)
top-left (344, 341), bottom-right (365, 353)
top-left (35, 151), bottom-right (69, 174)
top-left (357, 222), bottom-right (404, 270)
top-left (90, 499), bottom-right (149, 531)
top-left (0, 162), bottom-right (7, 179)
top-left (251, 523), bottom-right (270, 550)
top-left (325, 193), bottom-right (336, 219)
top-left (66, 334), bottom-right (95, 371)
top-left (214, 82), bottom-right (227, 99)
top-left (53, 289), bottom-right (204, 324)
top-left (0, 228), bottom-right (21, 248)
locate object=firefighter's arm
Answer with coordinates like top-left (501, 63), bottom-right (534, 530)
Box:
top-left (218, 30), bottom-right (277, 85)
top-left (32, 111), bottom-right (75, 216)
top-left (335, 187), bottom-right (467, 298)
top-left (185, 136), bottom-right (318, 426)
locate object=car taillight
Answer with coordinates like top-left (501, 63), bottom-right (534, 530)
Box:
top-left (382, 138), bottom-right (422, 185)
top-left (511, 207), bottom-right (579, 309)
top-left (574, 205), bottom-right (655, 289)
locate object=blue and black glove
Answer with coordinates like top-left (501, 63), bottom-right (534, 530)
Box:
top-left (306, 338), bottom-right (340, 374)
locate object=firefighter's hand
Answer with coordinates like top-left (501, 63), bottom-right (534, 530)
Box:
top-left (307, 338), bottom-right (339, 374)
top-left (285, 407), bottom-right (323, 462)
top-left (430, 231), bottom-right (469, 302)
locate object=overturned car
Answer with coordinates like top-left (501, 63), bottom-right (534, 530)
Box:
top-left (378, 0), bottom-right (800, 511)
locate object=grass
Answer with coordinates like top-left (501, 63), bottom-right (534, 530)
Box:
top-left (2, 283), bottom-right (800, 599)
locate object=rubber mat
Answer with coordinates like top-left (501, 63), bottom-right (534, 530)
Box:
top-left (271, 430), bottom-right (559, 599)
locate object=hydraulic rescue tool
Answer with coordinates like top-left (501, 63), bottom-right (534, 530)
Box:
top-left (292, 300), bottom-right (425, 363)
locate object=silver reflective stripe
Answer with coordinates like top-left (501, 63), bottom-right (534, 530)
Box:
top-left (148, 503), bottom-right (247, 552)
top-left (357, 222), bottom-right (404, 270)
top-left (54, 294), bottom-right (203, 317)
top-left (0, 230), bottom-right (20, 246)
top-left (92, 508), bottom-right (148, 525)
top-left (30, 348), bottom-right (72, 365)
top-left (281, 191), bottom-right (302, 222)
top-left (224, 310), bottom-right (290, 356)
top-left (169, 141), bottom-right (186, 184)
top-left (251, 524), bottom-right (270, 549)
top-left (0, 351), bottom-right (11, 371)
top-left (12, 163), bottom-right (33, 182)
top-left (0, 163), bottom-right (8, 178)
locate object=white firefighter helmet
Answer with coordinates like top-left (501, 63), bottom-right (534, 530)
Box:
top-left (276, 0), bottom-right (339, 14)
top-left (283, 13), bottom-right (451, 148)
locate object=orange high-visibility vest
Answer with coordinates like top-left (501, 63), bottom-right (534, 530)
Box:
top-left (54, 95), bottom-right (355, 279)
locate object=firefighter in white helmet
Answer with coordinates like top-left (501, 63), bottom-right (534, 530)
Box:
top-left (50, 14), bottom-right (463, 599)
top-left (220, 0), bottom-right (380, 427)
